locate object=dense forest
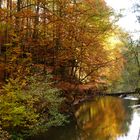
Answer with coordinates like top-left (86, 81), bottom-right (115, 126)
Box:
top-left (0, 0), bottom-right (139, 139)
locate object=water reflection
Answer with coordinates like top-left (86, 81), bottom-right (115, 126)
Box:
top-left (75, 97), bottom-right (132, 140)
top-left (30, 96), bottom-right (140, 140)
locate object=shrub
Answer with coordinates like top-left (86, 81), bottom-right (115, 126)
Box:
top-left (0, 74), bottom-right (67, 139)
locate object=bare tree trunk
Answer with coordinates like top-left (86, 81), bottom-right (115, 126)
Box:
top-left (0, 0), bottom-right (2, 8)
top-left (4, 0), bottom-right (10, 80)
top-left (10, 0), bottom-right (12, 17)
top-left (17, 0), bottom-right (21, 12)
top-left (33, 0), bottom-right (40, 39)
top-left (16, 0), bottom-right (21, 32)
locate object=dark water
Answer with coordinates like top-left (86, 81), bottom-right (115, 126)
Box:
top-left (30, 96), bottom-right (140, 140)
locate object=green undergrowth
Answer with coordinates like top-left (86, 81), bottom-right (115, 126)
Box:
top-left (0, 74), bottom-right (67, 139)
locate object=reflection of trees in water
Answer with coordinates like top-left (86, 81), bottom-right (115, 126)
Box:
top-left (31, 97), bottom-right (134, 140)
top-left (137, 99), bottom-right (140, 116)
top-left (127, 99), bottom-right (140, 118)
top-left (75, 97), bottom-right (133, 140)
top-left (121, 99), bottom-right (133, 136)
top-left (30, 121), bottom-right (79, 140)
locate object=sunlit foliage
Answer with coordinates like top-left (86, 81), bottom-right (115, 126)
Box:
top-left (0, 0), bottom-right (125, 87)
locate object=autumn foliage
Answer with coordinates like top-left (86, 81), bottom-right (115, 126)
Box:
top-left (0, 0), bottom-right (126, 138)
top-left (0, 0), bottom-right (124, 88)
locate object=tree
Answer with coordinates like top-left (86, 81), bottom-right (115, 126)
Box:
top-left (109, 36), bottom-right (140, 92)
top-left (0, 0), bottom-right (125, 87)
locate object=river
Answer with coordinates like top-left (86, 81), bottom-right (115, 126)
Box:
top-left (30, 96), bottom-right (140, 140)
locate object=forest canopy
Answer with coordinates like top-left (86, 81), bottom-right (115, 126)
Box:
top-left (0, 0), bottom-right (126, 89)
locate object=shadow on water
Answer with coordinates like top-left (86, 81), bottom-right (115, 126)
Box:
top-left (29, 96), bottom-right (140, 140)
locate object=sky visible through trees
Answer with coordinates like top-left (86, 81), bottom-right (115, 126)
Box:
top-left (106, 0), bottom-right (140, 40)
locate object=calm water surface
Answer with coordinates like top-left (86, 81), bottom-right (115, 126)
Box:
top-left (31, 96), bottom-right (140, 140)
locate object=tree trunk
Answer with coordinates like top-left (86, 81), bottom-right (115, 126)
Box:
top-left (0, 0), bottom-right (2, 8)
